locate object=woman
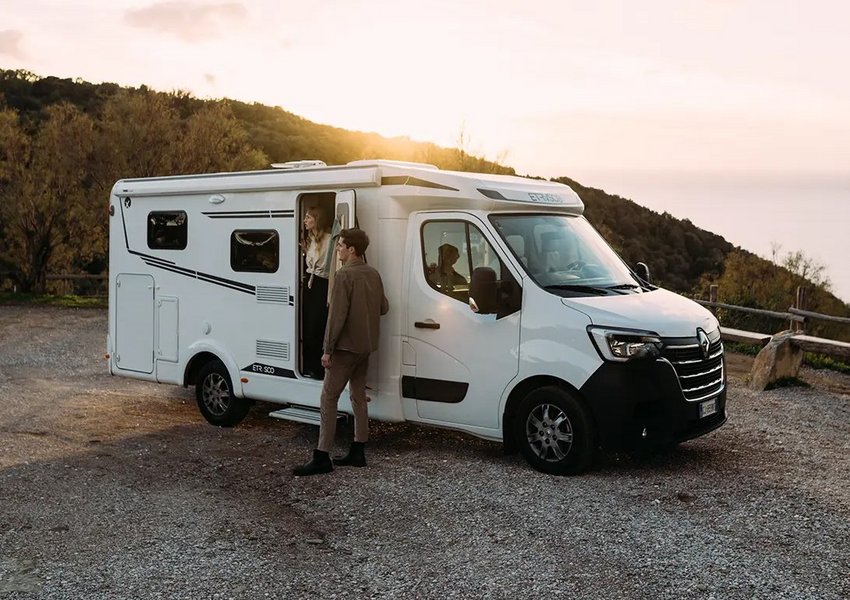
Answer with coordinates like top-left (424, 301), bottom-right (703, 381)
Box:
top-left (300, 206), bottom-right (331, 378)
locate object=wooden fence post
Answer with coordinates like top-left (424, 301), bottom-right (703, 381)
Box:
top-left (793, 286), bottom-right (808, 333)
top-left (709, 285), bottom-right (718, 317)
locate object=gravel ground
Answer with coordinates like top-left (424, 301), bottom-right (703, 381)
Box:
top-left (1, 305), bottom-right (848, 600)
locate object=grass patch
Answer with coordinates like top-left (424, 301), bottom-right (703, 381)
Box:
top-left (725, 341), bottom-right (850, 376)
top-left (765, 377), bottom-right (811, 390)
top-left (804, 353), bottom-right (850, 375)
top-left (724, 341), bottom-right (762, 357)
top-left (0, 292), bottom-right (106, 308)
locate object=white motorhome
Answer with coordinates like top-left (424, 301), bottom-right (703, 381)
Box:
top-left (107, 160), bottom-right (726, 474)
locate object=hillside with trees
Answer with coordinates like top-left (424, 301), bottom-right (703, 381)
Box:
top-left (1, 69), bottom-right (847, 339)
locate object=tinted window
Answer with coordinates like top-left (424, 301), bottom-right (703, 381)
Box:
top-left (421, 220), bottom-right (506, 303)
top-left (231, 230), bottom-right (279, 273)
top-left (490, 214), bottom-right (639, 291)
top-left (148, 211), bottom-right (187, 250)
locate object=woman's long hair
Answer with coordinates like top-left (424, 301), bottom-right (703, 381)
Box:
top-left (306, 206), bottom-right (330, 241)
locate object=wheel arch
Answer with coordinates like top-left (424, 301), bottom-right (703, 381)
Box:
top-left (501, 375), bottom-right (596, 453)
top-left (183, 351), bottom-right (220, 387)
top-left (181, 340), bottom-right (244, 397)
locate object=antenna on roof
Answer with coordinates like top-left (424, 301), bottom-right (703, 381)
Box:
top-left (270, 160), bottom-right (327, 170)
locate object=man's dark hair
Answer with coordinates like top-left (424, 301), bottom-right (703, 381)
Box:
top-left (339, 228), bottom-right (369, 257)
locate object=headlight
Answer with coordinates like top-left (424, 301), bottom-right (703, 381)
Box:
top-left (588, 326), bottom-right (662, 362)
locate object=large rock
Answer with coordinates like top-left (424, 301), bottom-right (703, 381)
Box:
top-left (748, 331), bottom-right (803, 391)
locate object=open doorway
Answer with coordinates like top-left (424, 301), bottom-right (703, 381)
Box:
top-left (298, 192), bottom-right (336, 379)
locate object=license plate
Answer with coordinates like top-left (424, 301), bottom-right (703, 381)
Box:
top-left (699, 398), bottom-right (717, 418)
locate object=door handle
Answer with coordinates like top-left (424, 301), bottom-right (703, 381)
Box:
top-left (414, 320), bottom-right (440, 330)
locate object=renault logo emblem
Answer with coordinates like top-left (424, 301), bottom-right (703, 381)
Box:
top-left (697, 328), bottom-right (711, 359)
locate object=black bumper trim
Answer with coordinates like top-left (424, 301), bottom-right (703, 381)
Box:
top-left (579, 358), bottom-right (727, 451)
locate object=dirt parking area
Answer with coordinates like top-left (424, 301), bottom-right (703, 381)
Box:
top-left (1, 306), bottom-right (849, 599)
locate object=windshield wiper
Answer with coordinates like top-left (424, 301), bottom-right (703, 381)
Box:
top-left (606, 283), bottom-right (640, 290)
top-left (543, 284), bottom-right (613, 295)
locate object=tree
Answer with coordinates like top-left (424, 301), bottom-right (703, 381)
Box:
top-left (771, 244), bottom-right (832, 292)
top-left (0, 104), bottom-right (96, 292)
top-left (172, 101), bottom-right (267, 174)
top-left (0, 107), bottom-right (31, 277)
top-left (92, 89), bottom-right (181, 185)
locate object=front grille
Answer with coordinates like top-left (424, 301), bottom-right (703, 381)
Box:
top-left (661, 336), bottom-right (724, 402)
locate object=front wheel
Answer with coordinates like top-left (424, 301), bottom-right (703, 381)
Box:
top-left (196, 360), bottom-right (250, 427)
top-left (514, 386), bottom-right (596, 475)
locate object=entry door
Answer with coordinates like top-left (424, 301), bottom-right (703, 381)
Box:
top-left (405, 213), bottom-right (521, 429)
top-left (115, 273), bottom-right (155, 373)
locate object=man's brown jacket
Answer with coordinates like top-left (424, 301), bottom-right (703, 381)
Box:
top-left (323, 257), bottom-right (389, 355)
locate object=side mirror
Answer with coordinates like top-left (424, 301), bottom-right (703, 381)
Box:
top-left (469, 267), bottom-right (498, 314)
top-left (635, 262), bottom-right (651, 284)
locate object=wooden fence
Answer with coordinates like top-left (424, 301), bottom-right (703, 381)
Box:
top-left (46, 273), bottom-right (108, 296)
top-left (695, 285), bottom-right (850, 361)
top-left (0, 273), bottom-right (108, 296)
top-left (2, 273), bottom-right (848, 361)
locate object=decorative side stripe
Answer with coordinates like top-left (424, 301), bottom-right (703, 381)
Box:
top-left (193, 270), bottom-right (255, 292)
top-left (196, 274), bottom-right (255, 295)
top-left (128, 249), bottom-right (177, 265)
top-left (477, 188), bottom-right (507, 200)
top-left (202, 210), bottom-right (295, 219)
top-left (381, 176), bottom-right (458, 191)
top-left (140, 259), bottom-right (256, 295)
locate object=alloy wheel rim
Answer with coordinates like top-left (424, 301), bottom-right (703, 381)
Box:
top-left (526, 403), bottom-right (573, 462)
top-left (202, 373), bottom-right (230, 416)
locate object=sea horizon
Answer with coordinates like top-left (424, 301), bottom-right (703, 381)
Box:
top-left (574, 170), bottom-right (850, 305)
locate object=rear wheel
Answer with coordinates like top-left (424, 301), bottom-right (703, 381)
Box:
top-left (514, 386), bottom-right (595, 475)
top-left (196, 360), bottom-right (250, 427)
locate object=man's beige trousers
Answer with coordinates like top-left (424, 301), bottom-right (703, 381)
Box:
top-left (317, 350), bottom-right (370, 452)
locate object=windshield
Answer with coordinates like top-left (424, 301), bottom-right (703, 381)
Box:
top-left (489, 214), bottom-right (643, 296)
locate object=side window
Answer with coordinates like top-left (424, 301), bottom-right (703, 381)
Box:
top-left (421, 220), bottom-right (506, 303)
top-left (231, 230), bottom-right (279, 273)
top-left (148, 211), bottom-right (187, 250)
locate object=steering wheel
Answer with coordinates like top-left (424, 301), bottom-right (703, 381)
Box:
top-left (565, 260), bottom-right (586, 272)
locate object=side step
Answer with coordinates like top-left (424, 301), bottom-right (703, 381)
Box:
top-left (269, 406), bottom-right (345, 426)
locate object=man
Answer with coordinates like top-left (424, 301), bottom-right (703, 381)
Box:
top-left (293, 228), bottom-right (389, 476)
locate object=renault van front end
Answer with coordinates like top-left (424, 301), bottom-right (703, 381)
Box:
top-left (489, 212), bottom-right (726, 474)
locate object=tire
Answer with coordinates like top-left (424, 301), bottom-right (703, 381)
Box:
top-left (514, 386), bottom-right (596, 475)
top-left (195, 360), bottom-right (250, 427)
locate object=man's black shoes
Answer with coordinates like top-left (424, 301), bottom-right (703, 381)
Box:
top-left (333, 442), bottom-right (367, 467)
top-left (293, 449), bottom-right (333, 476)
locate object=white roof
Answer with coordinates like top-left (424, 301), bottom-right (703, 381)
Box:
top-left (111, 159), bottom-right (584, 214)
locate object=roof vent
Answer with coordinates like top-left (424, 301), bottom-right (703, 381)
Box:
top-left (346, 159), bottom-right (438, 170)
top-left (270, 160), bottom-right (327, 170)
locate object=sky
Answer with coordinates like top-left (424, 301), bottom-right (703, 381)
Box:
top-left (2, 0), bottom-right (849, 298)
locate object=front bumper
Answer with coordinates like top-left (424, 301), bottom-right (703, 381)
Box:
top-left (579, 358), bottom-right (727, 451)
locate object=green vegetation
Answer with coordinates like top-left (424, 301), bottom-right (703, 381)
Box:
top-left (720, 342), bottom-right (850, 374)
top-left (705, 249), bottom-right (849, 342)
top-left (1, 68), bottom-right (848, 355)
top-left (0, 69), bottom-right (510, 295)
top-left (723, 342), bottom-right (762, 357)
top-left (0, 292), bottom-right (106, 308)
top-left (804, 353), bottom-right (850, 375)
